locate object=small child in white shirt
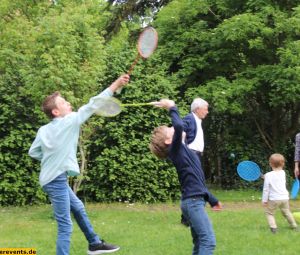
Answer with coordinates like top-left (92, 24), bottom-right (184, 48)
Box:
top-left (262, 153), bottom-right (298, 233)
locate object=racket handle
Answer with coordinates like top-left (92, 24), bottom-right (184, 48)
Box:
top-left (127, 55), bottom-right (141, 75)
top-left (116, 55), bottom-right (141, 94)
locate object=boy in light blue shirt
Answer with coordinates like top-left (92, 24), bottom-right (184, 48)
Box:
top-left (29, 74), bottom-right (129, 255)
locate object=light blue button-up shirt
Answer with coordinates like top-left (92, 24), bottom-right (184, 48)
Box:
top-left (29, 88), bottom-right (113, 187)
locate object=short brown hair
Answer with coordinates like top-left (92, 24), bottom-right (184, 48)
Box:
top-left (42, 91), bottom-right (61, 119)
top-left (269, 153), bottom-right (285, 169)
top-left (149, 126), bottom-right (169, 159)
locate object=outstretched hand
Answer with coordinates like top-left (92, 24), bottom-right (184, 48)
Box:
top-left (151, 99), bottom-right (175, 110)
top-left (109, 74), bottom-right (130, 93)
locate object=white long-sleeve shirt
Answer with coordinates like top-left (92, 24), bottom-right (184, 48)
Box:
top-left (29, 88), bottom-right (113, 187)
top-left (262, 169), bottom-right (289, 202)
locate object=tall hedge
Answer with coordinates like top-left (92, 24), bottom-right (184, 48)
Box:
top-left (1, 0), bottom-right (300, 205)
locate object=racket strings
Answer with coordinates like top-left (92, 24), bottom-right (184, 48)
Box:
top-left (237, 161), bottom-right (261, 181)
top-left (94, 98), bottom-right (153, 117)
top-left (95, 98), bottom-right (122, 117)
top-left (244, 165), bottom-right (259, 179)
top-left (138, 27), bottom-right (158, 58)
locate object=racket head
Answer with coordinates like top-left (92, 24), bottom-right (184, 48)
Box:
top-left (94, 97), bottom-right (122, 117)
top-left (137, 27), bottom-right (158, 59)
top-left (291, 179), bottom-right (300, 199)
top-left (237, 160), bottom-right (261, 181)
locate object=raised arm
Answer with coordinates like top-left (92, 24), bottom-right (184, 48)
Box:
top-left (76, 74), bottom-right (130, 124)
top-left (152, 99), bottom-right (183, 150)
top-left (108, 74), bottom-right (130, 93)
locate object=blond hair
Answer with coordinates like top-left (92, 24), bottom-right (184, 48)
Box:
top-left (269, 153), bottom-right (285, 169)
top-left (149, 126), bottom-right (169, 159)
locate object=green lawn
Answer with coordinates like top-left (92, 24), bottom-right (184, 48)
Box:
top-left (1, 190), bottom-right (300, 255)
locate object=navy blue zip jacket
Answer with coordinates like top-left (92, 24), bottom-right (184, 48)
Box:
top-left (168, 107), bottom-right (209, 200)
top-left (182, 113), bottom-right (197, 144)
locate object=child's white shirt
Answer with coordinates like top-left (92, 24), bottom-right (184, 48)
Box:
top-left (262, 169), bottom-right (289, 202)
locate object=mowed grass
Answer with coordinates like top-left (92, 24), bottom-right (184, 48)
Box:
top-left (1, 190), bottom-right (300, 255)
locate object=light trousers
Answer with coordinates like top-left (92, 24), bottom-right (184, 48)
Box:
top-left (265, 200), bottom-right (297, 229)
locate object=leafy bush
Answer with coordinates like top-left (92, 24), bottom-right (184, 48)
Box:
top-left (1, 0), bottom-right (300, 205)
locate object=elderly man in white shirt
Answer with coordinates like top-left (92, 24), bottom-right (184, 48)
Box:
top-left (182, 98), bottom-right (222, 218)
top-left (183, 98), bottom-right (220, 206)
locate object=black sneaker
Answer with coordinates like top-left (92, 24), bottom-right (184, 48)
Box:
top-left (270, 228), bottom-right (277, 234)
top-left (88, 241), bottom-right (120, 255)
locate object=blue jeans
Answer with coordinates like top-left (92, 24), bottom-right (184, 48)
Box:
top-left (43, 173), bottom-right (101, 255)
top-left (181, 197), bottom-right (216, 255)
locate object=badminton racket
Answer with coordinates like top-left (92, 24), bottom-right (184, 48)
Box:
top-left (291, 179), bottom-right (299, 199)
top-left (117, 26), bottom-right (158, 94)
top-left (128, 26), bottom-right (158, 74)
top-left (237, 160), bottom-right (262, 181)
top-left (95, 97), bottom-right (155, 117)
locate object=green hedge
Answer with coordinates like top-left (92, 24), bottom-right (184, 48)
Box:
top-left (1, 0), bottom-right (300, 205)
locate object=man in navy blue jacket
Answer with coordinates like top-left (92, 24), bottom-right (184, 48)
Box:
top-left (183, 98), bottom-right (221, 211)
top-left (149, 99), bottom-right (216, 255)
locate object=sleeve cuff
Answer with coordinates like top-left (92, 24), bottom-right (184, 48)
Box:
top-left (105, 88), bottom-right (114, 96)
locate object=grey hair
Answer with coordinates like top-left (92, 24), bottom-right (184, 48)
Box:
top-left (191, 98), bottom-right (209, 112)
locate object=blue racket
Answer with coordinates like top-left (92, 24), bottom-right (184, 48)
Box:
top-left (291, 179), bottom-right (299, 199)
top-left (237, 161), bottom-right (261, 181)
